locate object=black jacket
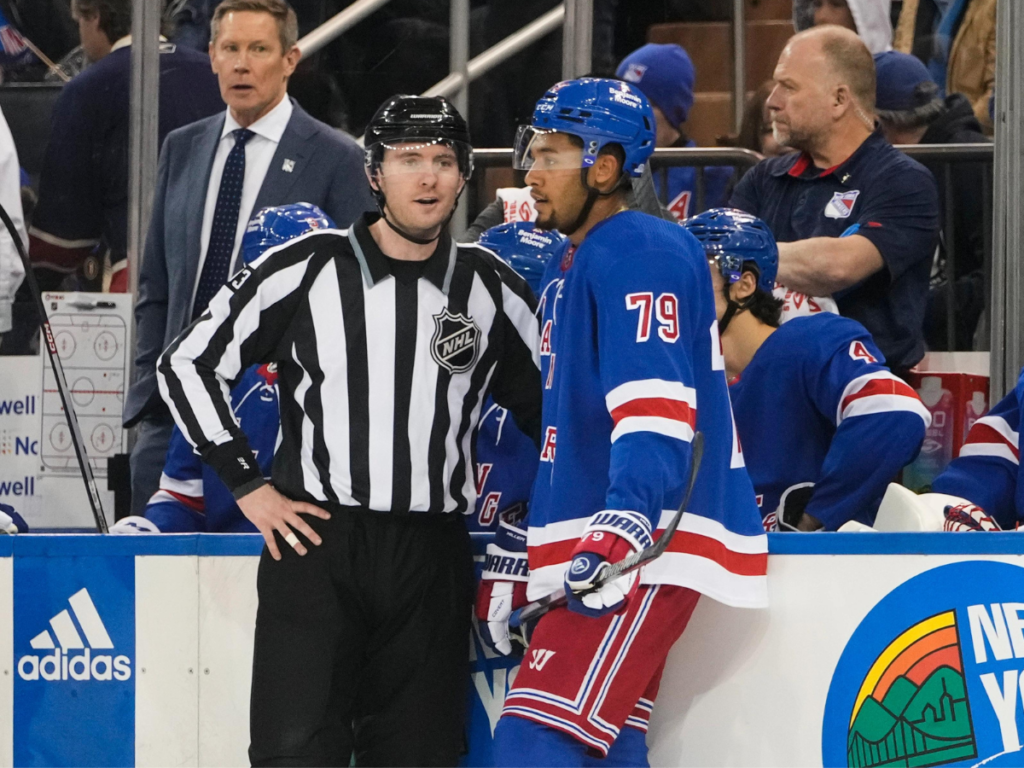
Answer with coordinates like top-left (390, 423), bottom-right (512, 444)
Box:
top-left (921, 92), bottom-right (990, 280)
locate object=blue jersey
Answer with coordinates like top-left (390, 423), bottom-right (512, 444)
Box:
top-left (145, 364), bottom-right (278, 533)
top-left (468, 399), bottom-right (539, 534)
top-left (530, 211), bottom-right (767, 608)
top-left (730, 315), bottom-right (930, 531)
top-left (932, 370), bottom-right (1024, 530)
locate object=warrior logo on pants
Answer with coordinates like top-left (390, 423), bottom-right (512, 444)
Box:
top-left (431, 309), bottom-right (480, 373)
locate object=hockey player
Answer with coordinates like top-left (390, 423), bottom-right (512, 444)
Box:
top-left (470, 222), bottom-right (567, 536)
top-left (117, 203), bottom-right (332, 534)
top-left (931, 371), bottom-right (1024, 530)
top-left (477, 78), bottom-right (768, 767)
top-left (682, 208), bottom-right (930, 531)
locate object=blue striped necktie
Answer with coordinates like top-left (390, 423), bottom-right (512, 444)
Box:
top-left (192, 128), bottom-right (255, 320)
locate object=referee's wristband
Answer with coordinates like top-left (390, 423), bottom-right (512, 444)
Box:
top-left (204, 437), bottom-right (265, 498)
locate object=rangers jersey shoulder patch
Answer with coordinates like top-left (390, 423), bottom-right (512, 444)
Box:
top-left (431, 308), bottom-right (480, 374)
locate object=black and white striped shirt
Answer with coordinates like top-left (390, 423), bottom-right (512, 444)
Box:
top-left (157, 213), bottom-right (542, 514)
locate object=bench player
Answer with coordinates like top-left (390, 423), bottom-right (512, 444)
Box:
top-left (477, 78), bottom-right (769, 767)
top-left (682, 208), bottom-right (930, 531)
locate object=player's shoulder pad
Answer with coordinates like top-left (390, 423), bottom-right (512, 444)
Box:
top-left (785, 314), bottom-right (884, 368)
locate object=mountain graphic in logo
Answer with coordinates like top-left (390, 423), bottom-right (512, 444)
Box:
top-left (847, 610), bottom-right (977, 768)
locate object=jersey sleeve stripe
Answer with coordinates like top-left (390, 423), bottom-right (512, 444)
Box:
top-left (605, 379), bottom-right (696, 412)
top-left (837, 373), bottom-right (931, 425)
top-left (158, 474), bottom-right (203, 497)
top-left (960, 418), bottom-right (1020, 463)
top-left (155, 489), bottom-right (205, 513)
top-left (610, 415), bottom-right (695, 444)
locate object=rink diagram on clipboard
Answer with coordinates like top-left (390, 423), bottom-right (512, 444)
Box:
top-left (40, 298), bottom-right (129, 477)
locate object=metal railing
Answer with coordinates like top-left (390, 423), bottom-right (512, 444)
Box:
top-left (898, 143), bottom-right (994, 355)
top-left (296, 0), bottom-right (393, 60)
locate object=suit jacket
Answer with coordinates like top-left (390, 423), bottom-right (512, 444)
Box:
top-left (126, 100), bottom-right (374, 426)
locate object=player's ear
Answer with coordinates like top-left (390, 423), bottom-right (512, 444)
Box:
top-left (732, 271), bottom-right (758, 301)
top-left (591, 152), bottom-right (621, 192)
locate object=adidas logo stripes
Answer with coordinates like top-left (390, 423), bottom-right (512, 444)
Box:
top-left (17, 588), bottom-right (131, 682)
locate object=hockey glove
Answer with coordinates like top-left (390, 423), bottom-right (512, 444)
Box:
top-left (943, 503), bottom-right (1001, 532)
top-left (0, 503), bottom-right (27, 534)
top-left (565, 511), bottom-right (653, 619)
top-left (476, 510), bottom-right (530, 657)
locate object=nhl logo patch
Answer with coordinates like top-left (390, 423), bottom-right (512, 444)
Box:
top-left (823, 189), bottom-right (860, 219)
top-left (431, 308), bottom-right (481, 374)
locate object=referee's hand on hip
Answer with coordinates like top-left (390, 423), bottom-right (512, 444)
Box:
top-left (237, 485), bottom-right (331, 560)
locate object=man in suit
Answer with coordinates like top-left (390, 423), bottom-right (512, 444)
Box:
top-left (126, 0), bottom-right (373, 515)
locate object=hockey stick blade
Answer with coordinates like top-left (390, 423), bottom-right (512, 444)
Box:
top-left (511, 432), bottom-right (704, 628)
top-left (0, 202), bottom-right (108, 532)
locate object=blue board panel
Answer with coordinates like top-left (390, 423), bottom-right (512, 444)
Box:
top-left (13, 553), bottom-right (135, 766)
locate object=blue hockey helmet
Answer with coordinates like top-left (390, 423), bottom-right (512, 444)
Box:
top-left (513, 78), bottom-right (656, 179)
top-left (680, 208), bottom-right (778, 293)
top-left (242, 203), bottom-right (335, 265)
top-left (478, 222), bottom-right (569, 294)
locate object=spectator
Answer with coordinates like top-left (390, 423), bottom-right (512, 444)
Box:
top-left (719, 80), bottom-right (795, 158)
top-left (683, 208), bottom-right (928, 532)
top-left (125, 0), bottom-right (372, 517)
top-left (730, 26), bottom-right (939, 376)
top-left (28, 0), bottom-right (223, 293)
top-left (0, 104), bottom-right (24, 344)
top-left (893, 0), bottom-right (996, 133)
top-left (616, 43), bottom-right (731, 219)
top-left (795, 0), bottom-right (894, 54)
top-left (874, 50), bottom-right (990, 350)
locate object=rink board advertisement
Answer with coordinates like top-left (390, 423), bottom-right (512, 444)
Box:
top-left (4, 535), bottom-right (1024, 767)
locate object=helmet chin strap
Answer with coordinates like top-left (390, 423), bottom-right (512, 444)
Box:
top-left (717, 286), bottom-right (754, 335)
top-left (560, 168), bottom-right (630, 236)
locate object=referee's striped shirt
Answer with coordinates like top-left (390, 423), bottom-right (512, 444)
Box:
top-left (157, 212), bottom-right (542, 515)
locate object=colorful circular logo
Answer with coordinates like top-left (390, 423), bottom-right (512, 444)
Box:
top-left (823, 561), bottom-right (1024, 768)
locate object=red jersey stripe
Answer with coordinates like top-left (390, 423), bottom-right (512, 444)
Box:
top-left (610, 398), bottom-right (695, 427)
top-left (965, 423), bottom-right (1021, 460)
top-left (841, 377), bottom-right (919, 413)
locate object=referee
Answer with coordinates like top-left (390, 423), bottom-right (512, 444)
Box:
top-left (157, 96), bottom-right (541, 767)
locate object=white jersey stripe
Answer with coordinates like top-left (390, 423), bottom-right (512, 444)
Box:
top-left (309, 264), bottom-right (354, 504)
top-left (605, 379), bottom-right (696, 412)
top-left (959, 443), bottom-right (1020, 464)
top-left (365, 278), bottom-right (397, 511)
top-left (611, 416), bottom-right (695, 444)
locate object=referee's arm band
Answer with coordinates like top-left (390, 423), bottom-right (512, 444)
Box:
top-left (202, 437), bottom-right (267, 500)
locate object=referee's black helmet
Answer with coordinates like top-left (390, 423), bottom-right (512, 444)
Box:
top-left (364, 95), bottom-right (474, 181)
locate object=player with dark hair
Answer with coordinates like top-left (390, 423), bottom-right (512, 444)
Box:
top-left (478, 78), bottom-right (768, 767)
top-left (683, 208), bottom-right (930, 532)
top-left (158, 94), bottom-right (541, 766)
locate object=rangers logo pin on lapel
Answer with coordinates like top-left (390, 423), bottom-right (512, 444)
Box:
top-left (431, 309), bottom-right (480, 374)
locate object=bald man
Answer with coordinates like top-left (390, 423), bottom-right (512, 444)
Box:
top-left (730, 26), bottom-right (938, 375)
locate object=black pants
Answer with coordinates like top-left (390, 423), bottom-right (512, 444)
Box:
top-left (248, 505), bottom-right (475, 767)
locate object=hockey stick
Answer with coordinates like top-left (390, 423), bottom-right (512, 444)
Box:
top-left (0, 202), bottom-right (108, 532)
top-left (510, 431), bottom-right (704, 630)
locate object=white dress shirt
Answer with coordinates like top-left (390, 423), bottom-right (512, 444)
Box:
top-left (194, 96), bottom-right (293, 306)
top-left (0, 105), bottom-right (26, 334)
